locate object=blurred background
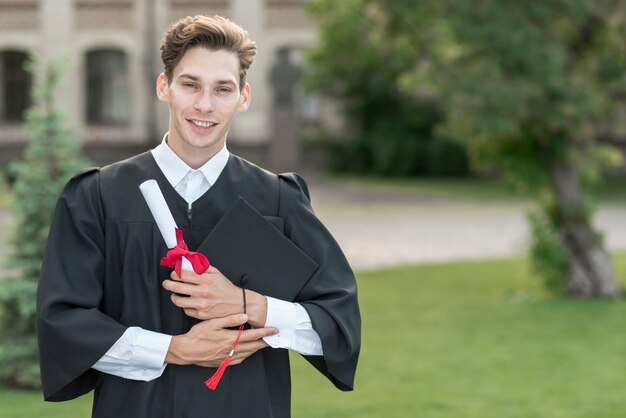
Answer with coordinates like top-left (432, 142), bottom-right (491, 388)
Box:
top-left (1, 1), bottom-right (626, 417)
top-left (0, 0), bottom-right (338, 168)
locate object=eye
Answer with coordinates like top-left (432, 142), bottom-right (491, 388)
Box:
top-left (183, 82), bottom-right (197, 89)
top-left (217, 86), bottom-right (233, 93)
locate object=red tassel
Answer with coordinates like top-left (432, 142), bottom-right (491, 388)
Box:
top-left (204, 354), bottom-right (232, 390)
top-left (204, 324), bottom-right (245, 390)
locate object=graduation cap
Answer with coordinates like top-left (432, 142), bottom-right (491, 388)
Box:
top-left (197, 197), bottom-right (320, 302)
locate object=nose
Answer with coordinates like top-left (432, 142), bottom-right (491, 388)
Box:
top-left (193, 91), bottom-right (214, 113)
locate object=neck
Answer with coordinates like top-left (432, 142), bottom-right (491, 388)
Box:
top-left (167, 139), bottom-right (225, 169)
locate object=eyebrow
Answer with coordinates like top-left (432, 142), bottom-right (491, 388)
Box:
top-left (178, 73), bottom-right (200, 82)
top-left (178, 74), bottom-right (237, 87)
top-left (215, 79), bottom-right (237, 87)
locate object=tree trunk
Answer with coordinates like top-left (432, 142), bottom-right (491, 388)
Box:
top-left (549, 162), bottom-right (621, 297)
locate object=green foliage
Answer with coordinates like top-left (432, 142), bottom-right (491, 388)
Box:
top-left (306, 0), bottom-right (469, 177)
top-left (379, 1), bottom-right (626, 185)
top-left (0, 57), bottom-right (90, 388)
top-left (308, 0), bottom-right (626, 182)
top-left (0, 167), bottom-right (11, 208)
top-left (330, 134), bottom-right (469, 177)
top-left (330, 116), bottom-right (427, 176)
top-left (0, 280), bottom-right (39, 387)
top-left (312, 0), bottom-right (625, 293)
top-left (9, 60), bottom-right (89, 280)
top-left (528, 204), bottom-right (570, 295)
top-left (425, 139), bottom-right (469, 177)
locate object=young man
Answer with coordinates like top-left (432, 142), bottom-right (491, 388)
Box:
top-left (37, 15), bottom-right (360, 418)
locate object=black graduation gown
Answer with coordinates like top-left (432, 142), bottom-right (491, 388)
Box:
top-left (36, 152), bottom-right (360, 418)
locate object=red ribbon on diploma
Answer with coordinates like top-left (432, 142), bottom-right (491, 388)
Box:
top-left (160, 228), bottom-right (210, 277)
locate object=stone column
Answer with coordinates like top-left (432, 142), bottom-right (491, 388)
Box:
top-left (40, 0), bottom-right (79, 130)
top-left (268, 46), bottom-right (300, 173)
top-left (230, 0), bottom-right (269, 147)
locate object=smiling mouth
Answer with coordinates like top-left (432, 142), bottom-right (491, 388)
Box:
top-left (190, 120), bottom-right (217, 128)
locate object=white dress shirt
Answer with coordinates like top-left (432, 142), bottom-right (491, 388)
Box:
top-left (93, 135), bottom-right (322, 381)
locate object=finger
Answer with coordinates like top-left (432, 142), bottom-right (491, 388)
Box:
top-left (170, 271), bottom-right (182, 281)
top-left (170, 293), bottom-right (203, 310)
top-left (178, 270), bottom-right (204, 284)
top-left (183, 308), bottom-right (203, 319)
top-left (163, 279), bottom-right (200, 297)
top-left (238, 327), bottom-right (279, 342)
top-left (163, 279), bottom-right (181, 293)
top-left (163, 280), bottom-right (189, 295)
top-left (236, 340), bottom-right (269, 354)
top-left (229, 341), bottom-right (269, 366)
top-left (209, 313), bottom-right (249, 329)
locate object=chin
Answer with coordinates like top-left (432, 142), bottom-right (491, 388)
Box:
top-left (187, 138), bottom-right (222, 150)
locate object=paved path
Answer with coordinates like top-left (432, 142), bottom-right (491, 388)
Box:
top-left (307, 179), bottom-right (626, 271)
top-left (0, 178), bottom-right (624, 273)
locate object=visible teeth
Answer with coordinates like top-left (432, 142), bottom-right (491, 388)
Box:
top-left (191, 120), bottom-right (214, 128)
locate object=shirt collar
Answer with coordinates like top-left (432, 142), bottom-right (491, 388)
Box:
top-left (151, 132), bottom-right (230, 188)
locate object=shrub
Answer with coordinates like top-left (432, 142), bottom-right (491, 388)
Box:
top-left (0, 58), bottom-right (90, 388)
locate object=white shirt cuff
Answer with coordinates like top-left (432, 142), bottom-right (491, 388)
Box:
top-left (264, 297), bottom-right (297, 347)
top-left (93, 327), bottom-right (172, 381)
top-left (263, 297), bottom-right (323, 356)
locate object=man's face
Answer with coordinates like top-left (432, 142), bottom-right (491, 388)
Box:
top-left (157, 47), bottom-right (250, 164)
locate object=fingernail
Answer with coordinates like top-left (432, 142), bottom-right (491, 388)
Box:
top-left (239, 314), bottom-right (248, 322)
top-left (272, 328), bottom-right (279, 335)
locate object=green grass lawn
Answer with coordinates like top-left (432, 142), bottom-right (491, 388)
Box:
top-left (291, 253), bottom-right (626, 418)
top-left (2, 255), bottom-right (626, 417)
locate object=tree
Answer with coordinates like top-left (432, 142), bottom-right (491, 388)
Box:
top-left (305, 0), bottom-right (468, 177)
top-left (308, 0), bottom-right (624, 296)
top-left (0, 58), bottom-right (90, 387)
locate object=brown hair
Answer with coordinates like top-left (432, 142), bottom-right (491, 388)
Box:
top-left (160, 15), bottom-right (257, 89)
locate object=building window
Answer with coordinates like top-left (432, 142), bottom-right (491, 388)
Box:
top-left (86, 49), bottom-right (129, 125)
top-left (0, 50), bottom-right (32, 123)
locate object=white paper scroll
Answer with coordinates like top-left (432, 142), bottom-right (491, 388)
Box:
top-left (139, 179), bottom-right (193, 272)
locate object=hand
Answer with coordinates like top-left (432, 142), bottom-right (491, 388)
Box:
top-left (165, 313), bottom-right (278, 368)
top-left (163, 266), bottom-right (239, 319)
top-left (163, 266), bottom-right (268, 327)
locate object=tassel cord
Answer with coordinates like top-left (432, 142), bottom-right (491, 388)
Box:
top-left (205, 286), bottom-right (248, 390)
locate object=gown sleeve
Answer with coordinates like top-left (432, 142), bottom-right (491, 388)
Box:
top-left (278, 173), bottom-right (361, 391)
top-left (37, 169), bottom-right (127, 401)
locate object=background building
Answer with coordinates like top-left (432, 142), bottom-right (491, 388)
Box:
top-left (0, 0), bottom-right (342, 167)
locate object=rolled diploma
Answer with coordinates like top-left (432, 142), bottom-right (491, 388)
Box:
top-left (139, 179), bottom-right (193, 272)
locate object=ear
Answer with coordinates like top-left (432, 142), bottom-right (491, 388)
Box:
top-left (237, 82), bottom-right (251, 112)
top-left (156, 73), bottom-right (170, 102)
